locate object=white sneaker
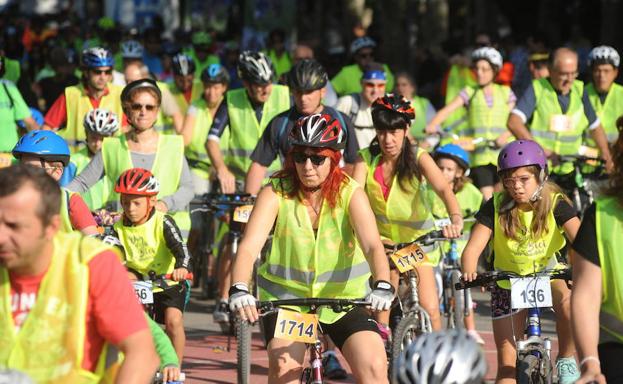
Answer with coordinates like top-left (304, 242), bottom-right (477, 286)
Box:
top-left (467, 329), bottom-right (485, 345)
top-left (213, 300), bottom-right (230, 323)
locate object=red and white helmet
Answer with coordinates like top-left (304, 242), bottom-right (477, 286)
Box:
top-left (83, 108), bottom-right (119, 136)
top-left (115, 168), bottom-right (160, 196)
top-left (290, 113), bottom-right (346, 151)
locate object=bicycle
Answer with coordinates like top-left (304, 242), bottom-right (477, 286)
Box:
top-left (131, 270), bottom-right (195, 320)
top-left (236, 298), bottom-right (370, 384)
top-left (455, 268), bottom-right (572, 384)
top-left (383, 229), bottom-right (446, 377)
top-left (557, 153), bottom-right (605, 217)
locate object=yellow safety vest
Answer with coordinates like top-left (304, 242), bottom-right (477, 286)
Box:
top-left (185, 98), bottom-right (214, 180)
top-left (60, 188), bottom-right (74, 233)
top-left (152, 81), bottom-right (177, 135)
top-left (114, 210), bottom-right (175, 276)
top-left (529, 78), bottom-right (589, 174)
top-left (426, 182), bottom-right (483, 265)
top-left (101, 135), bottom-right (191, 239)
top-left (492, 191), bottom-right (566, 289)
top-left (258, 176), bottom-right (370, 323)
top-left (360, 147), bottom-right (435, 243)
top-left (585, 82), bottom-right (623, 145)
top-left (330, 64), bottom-right (395, 97)
top-left (168, 80), bottom-right (203, 117)
top-left (0, 232), bottom-right (111, 383)
top-left (265, 49), bottom-right (292, 77)
top-left (223, 85), bottom-right (290, 178)
top-left (595, 196), bottom-right (623, 343)
top-left (71, 148), bottom-right (112, 210)
top-left (410, 96), bottom-right (430, 141)
top-left (63, 84), bottom-right (124, 152)
top-left (187, 49), bottom-right (220, 78)
top-left (441, 65), bottom-right (476, 140)
top-left (463, 84), bottom-right (512, 167)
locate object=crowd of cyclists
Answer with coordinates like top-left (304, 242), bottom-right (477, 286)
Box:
top-left (0, 14), bottom-right (622, 384)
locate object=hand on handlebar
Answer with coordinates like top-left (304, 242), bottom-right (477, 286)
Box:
top-left (366, 280), bottom-right (395, 312)
top-left (462, 271), bottom-right (478, 282)
top-left (161, 365), bottom-right (181, 383)
top-left (442, 215), bottom-right (463, 239)
top-left (229, 283), bottom-right (259, 323)
top-left (171, 267), bottom-right (189, 282)
top-left (217, 167), bottom-right (237, 194)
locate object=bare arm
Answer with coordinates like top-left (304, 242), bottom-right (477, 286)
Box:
top-left (425, 95), bottom-right (465, 134)
top-left (351, 157), bottom-right (367, 185)
top-left (206, 138), bottom-right (236, 193)
top-left (507, 113), bottom-right (533, 140)
top-left (171, 111), bottom-right (185, 137)
top-left (589, 124), bottom-right (614, 172)
top-left (461, 223), bottom-right (492, 281)
top-left (23, 116), bottom-right (40, 131)
top-left (418, 151), bottom-right (462, 237)
top-left (570, 249), bottom-right (605, 384)
top-left (244, 161), bottom-right (268, 195)
top-left (179, 113), bottom-right (195, 146)
top-left (348, 188), bottom-right (390, 283)
top-left (114, 329), bottom-right (159, 384)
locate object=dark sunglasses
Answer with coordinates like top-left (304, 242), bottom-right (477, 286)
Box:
top-left (130, 103), bottom-right (157, 112)
top-left (292, 152), bottom-right (327, 165)
top-left (91, 69), bottom-right (113, 75)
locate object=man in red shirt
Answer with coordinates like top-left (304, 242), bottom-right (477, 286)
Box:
top-left (43, 47), bottom-right (126, 151)
top-left (0, 164), bottom-right (158, 383)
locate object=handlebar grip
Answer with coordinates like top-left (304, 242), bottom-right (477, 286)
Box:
top-left (163, 272), bottom-right (194, 280)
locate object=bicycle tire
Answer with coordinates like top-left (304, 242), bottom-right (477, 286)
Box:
top-left (389, 315), bottom-right (423, 378)
top-left (236, 317), bottom-right (252, 384)
top-left (516, 354), bottom-right (545, 384)
top-left (451, 270), bottom-right (465, 329)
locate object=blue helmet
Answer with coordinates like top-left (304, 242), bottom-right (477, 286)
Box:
top-left (12, 130), bottom-right (70, 167)
top-left (201, 63), bottom-right (230, 84)
top-left (81, 47), bottom-right (114, 68)
top-left (433, 144), bottom-right (470, 171)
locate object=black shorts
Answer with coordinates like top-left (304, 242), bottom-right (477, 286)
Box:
top-left (260, 306), bottom-right (379, 350)
top-left (153, 282), bottom-right (188, 324)
top-left (470, 164), bottom-right (499, 189)
top-left (599, 342), bottom-right (623, 383)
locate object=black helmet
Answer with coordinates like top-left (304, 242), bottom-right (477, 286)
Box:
top-left (287, 59), bottom-right (328, 91)
top-left (201, 63), bottom-right (230, 85)
top-left (237, 51), bottom-right (274, 85)
top-left (121, 78), bottom-right (162, 103)
top-left (172, 53), bottom-right (196, 76)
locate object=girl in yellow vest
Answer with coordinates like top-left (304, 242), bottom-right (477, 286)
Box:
top-left (461, 140), bottom-right (581, 384)
top-left (229, 114), bottom-right (393, 384)
top-left (570, 122), bottom-right (623, 384)
top-left (112, 167), bottom-right (192, 364)
top-left (353, 94), bottom-right (464, 334)
top-left (70, 108), bottom-right (119, 210)
top-left (429, 144), bottom-right (484, 343)
top-left (393, 71), bottom-right (438, 149)
top-left (426, 47), bottom-right (516, 201)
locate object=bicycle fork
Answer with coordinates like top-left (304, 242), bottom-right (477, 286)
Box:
top-left (309, 340), bottom-right (323, 384)
top-left (408, 273), bottom-right (433, 333)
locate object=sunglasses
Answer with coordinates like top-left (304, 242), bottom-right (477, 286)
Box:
top-left (357, 52), bottom-right (374, 59)
top-left (364, 82), bottom-right (385, 89)
top-left (91, 69), bottom-right (113, 75)
top-left (292, 152), bottom-right (327, 165)
top-left (130, 103), bottom-right (157, 112)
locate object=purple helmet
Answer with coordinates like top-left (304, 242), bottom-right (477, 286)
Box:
top-left (497, 140), bottom-right (547, 174)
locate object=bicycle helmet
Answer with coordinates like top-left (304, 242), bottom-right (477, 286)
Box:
top-left (433, 144), bottom-right (470, 171)
top-left (394, 329), bottom-right (487, 384)
top-left (287, 59), bottom-right (328, 91)
top-left (237, 51), bottom-right (274, 85)
top-left (471, 47), bottom-right (503, 71)
top-left (115, 168), bottom-right (160, 196)
top-left (172, 53), bottom-right (196, 76)
top-left (588, 45), bottom-right (620, 68)
top-left (497, 140), bottom-right (547, 176)
top-left (289, 113), bottom-right (346, 151)
top-left (81, 47), bottom-right (114, 68)
top-left (83, 109), bottom-right (120, 136)
top-left (350, 36), bottom-right (376, 55)
top-left (12, 130), bottom-right (70, 166)
top-left (201, 63), bottom-right (230, 85)
top-left (120, 40), bottom-right (144, 59)
top-left (121, 78), bottom-right (162, 104)
top-left (372, 93), bottom-right (416, 120)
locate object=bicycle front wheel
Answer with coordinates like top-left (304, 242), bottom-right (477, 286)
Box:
top-left (451, 270), bottom-right (465, 329)
top-left (236, 317), bottom-right (252, 384)
top-left (516, 354), bottom-right (546, 384)
top-left (390, 315), bottom-right (423, 379)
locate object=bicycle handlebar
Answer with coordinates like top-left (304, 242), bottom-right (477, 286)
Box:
top-left (256, 298), bottom-right (370, 313)
top-left (558, 155), bottom-right (603, 164)
top-left (383, 229), bottom-right (447, 251)
top-left (455, 268), bottom-right (571, 290)
top-left (190, 193), bottom-right (256, 208)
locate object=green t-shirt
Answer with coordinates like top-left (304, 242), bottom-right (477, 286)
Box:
top-left (0, 80), bottom-right (31, 152)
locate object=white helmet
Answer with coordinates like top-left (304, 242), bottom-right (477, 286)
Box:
top-left (120, 40), bottom-right (144, 59)
top-left (472, 47), bottom-right (503, 70)
top-left (588, 45), bottom-right (620, 68)
top-left (394, 330), bottom-right (487, 384)
top-left (350, 36), bottom-right (376, 55)
top-left (83, 109), bottom-right (119, 136)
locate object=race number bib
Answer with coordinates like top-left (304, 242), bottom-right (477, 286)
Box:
top-left (549, 115), bottom-right (573, 133)
top-left (274, 309), bottom-right (319, 343)
top-left (0, 153), bottom-right (12, 168)
top-left (133, 281), bottom-right (154, 304)
top-left (233, 205), bottom-right (254, 223)
top-left (390, 243), bottom-right (428, 273)
top-left (510, 276), bottom-right (552, 309)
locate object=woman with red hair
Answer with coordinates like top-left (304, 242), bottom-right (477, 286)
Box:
top-left (229, 113), bottom-right (392, 384)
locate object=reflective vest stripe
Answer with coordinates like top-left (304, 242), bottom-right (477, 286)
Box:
top-left (374, 213), bottom-right (435, 230)
top-left (265, 261), bottom-right (370, 285)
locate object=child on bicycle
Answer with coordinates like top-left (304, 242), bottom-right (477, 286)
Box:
top-left (461, 140), bottom-right (581, 384)
top-left (111, 167), bottom-right (192, 363)
top-left (428, 144), bottom-right (484, 343)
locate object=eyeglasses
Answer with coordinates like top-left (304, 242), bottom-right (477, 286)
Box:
top-left (502, 175), bottom-right (534, 188)
top-left (91, 69), bottom-right (113, 75)
top-left (364, 82), bottom-right (385, 89)
top-left (130, 103), bottom-right (157, 112)
top-left (357, 52), bottom-right (374, 59)
top-left (292, 152), bottom-right (327, 166)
